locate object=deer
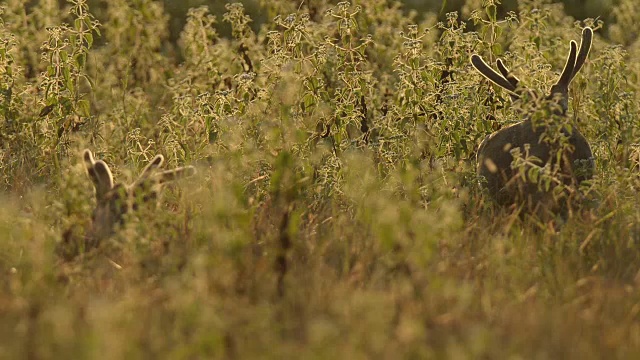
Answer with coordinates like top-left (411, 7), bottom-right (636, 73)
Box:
top-left (470, 27), bottom-right (595, 217)
top-left (58, 149), bottom-right (196, 259)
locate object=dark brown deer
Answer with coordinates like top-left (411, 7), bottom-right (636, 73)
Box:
top-left (471, 27), bottom-right (595, 216)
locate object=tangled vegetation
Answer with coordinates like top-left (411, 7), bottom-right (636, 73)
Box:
top-left (2, 0), bottom-right (640, 358)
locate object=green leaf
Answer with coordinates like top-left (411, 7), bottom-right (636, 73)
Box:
top-left (76, 99), bottom-right (90, 117)
top-left (85, 33), bottom-right (93, 48)
top-left (491, 43), bottom-right (503, 56)
top-left (533, 36), bottom-right (541, 50)
top-left (208, 129), bottom-right (218, 143)
top-left (528, 167), bottom-right (538, 183)
top-left (39, 103), bottom-right (56, 117)
top-left (485, 5), bottom-right (497, 22)
top-left (63, 67), bottom-right (71, 89)
top-left (75, 53), bottom-right (86, 68)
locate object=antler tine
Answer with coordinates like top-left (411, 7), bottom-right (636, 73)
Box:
top-left (155, 166), bottom-right (197, 185)
top-left (471, 54), bottom-right (519, 95)
top-left (570, 27), bottom-right (593, 81)
top-left (554, 40), bottom-right (578, 90)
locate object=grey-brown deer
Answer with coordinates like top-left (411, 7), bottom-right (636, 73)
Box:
top-left (82, 149), bottom-right (196, 248)
top-left (471, 27), bottom-right (595, 216)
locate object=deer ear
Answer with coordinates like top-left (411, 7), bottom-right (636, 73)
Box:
top-left (83, 149), bottom-right (114, 200)
top-left (83, 149), bottom-right (95, 167)
top-left (155, 166), bottom-right (197, 184)
top-left (92, 161), bottom-right (114, 198)
top-left (495, 59), bottom-right (520, 89)
top-left (495, 59), bottom-right (521, 102)
top-left (570, 27), bottom-right (593, 81)
top-left (134, 155), bottom-right (164, 184)
top-left (554, 40), bottom-right (578, 90)
top-left (128, 164), bottom-right (196, 209)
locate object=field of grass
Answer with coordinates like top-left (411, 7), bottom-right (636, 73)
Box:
top-left (2, 0), bottom-right (640, 358)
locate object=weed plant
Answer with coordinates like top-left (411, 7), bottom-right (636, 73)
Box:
top-left (2, 0), bottom-right (640, 358)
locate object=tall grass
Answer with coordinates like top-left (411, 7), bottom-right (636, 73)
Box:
top-left (1, 0), bottom-right (640, 358)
